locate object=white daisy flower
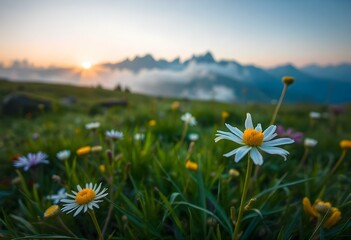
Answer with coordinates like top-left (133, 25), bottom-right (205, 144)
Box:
top-left (304, 138), bottom-right (318, 148)
top-left (13, 152), bottom-right (49, 171)
top-left (61, 183), bottom-right (108, 217)
top-left (105, 129), bottom-right (123, 140)
top-left (215, 113), bottom-right (294, 165)
top-left (85, 122), bottom-right (100, 130)
top-left (181, 112), bottom-right (197, 126)
top-left (309, 112), bottom-right (321, 119)
top-left (134, 133), bottom-right (145, 141)
top-left (188, 133), bottom-right (199, 142)
top-left (46, 188), bottom-right (66, 204)
top-left (56, 150), bottom-right (70, 161)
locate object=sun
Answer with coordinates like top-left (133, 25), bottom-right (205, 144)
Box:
top-left (81, 61), bottom-right (92, 70)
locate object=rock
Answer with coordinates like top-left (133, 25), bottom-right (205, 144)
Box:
top-left (1, 93), bottom-right (52, 116)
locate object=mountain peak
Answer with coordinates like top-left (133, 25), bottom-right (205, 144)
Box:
top-left (186, 51), bottom-right (216, 64)
top-left (133, 54), bottom-right (155, 62)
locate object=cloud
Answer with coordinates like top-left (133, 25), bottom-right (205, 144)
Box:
top-left (0, 59), bottom-right (244, 102)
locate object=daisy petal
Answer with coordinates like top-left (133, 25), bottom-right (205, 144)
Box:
top-left (263, 125), bottom-right (277, 141)
top-left (255, 124), bottom-right (262, 131)
top-left (73, 205), bottom-right (84, 217)
top-left (245, 113), bottom-right (254, 129)
top-left (259, 146), bottom-right (289, 160)
top-left (250, 147), bottom-right (263, 165)
top-left (234, 146), bottom-right (251, 163)
top-left (261, 138), bottom-right (294, 147)
top-left (215, 133), bottom-right (243, 145)
top-left (264, 133), bottom-right (277, 141)
top-left (225, 123), bottom-right (243, 138)
top-left (223, 148), bottom-right (240, 157)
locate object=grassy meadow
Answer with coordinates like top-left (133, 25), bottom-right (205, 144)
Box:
top-left (0, 79), bottom-right (350, 239)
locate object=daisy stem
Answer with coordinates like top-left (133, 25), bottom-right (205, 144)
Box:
top-left (89, 210), bottom-right (104, 240)
top-left (329, 149), bottom-right (347, 175)
top-left (57, 216), bottom-right (77, 238)
top-left (295, 148), bottom-right (310, 174)
top-left (270, 83), bottom-right (288, 125)
top-left (179, 122), bottom-right (189, 146)
top-left (318, 149), bottom-right (347, 199)
top-left (233, 155), bottom-right (253, 240)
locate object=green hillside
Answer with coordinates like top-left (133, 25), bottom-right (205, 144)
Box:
top-left (0, 79), bottom-right (350, 239)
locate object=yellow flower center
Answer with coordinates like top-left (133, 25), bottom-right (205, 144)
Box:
top-left (243, 128), bottom-right (264, 147)
top-left (75, 188), bottom-right (96, 205)
top-left (44, 205), bottom-right (60, 218)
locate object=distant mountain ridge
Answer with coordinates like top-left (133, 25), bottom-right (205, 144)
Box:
top-left (99, 51), bottom-right (351, 103)
top-left (1, 52), bottom-right (351, 104)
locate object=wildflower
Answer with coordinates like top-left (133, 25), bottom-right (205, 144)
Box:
top-left (99, 164), bottom-right (106, 173)
top-left (215, 113), bottom-right (294, 165)
top-left (85, 122), bottom-right (100, 130)
top-left (13, 152), bottom-right (49, 171)
top-left (148, 119), bottom-right (156, 127)
top-left (52, 174), bottom-right (61, 183)
top-left (76, 146), bottom-right (91, 156)
top-left (75, 128), bottom-right (81, 135)
top-left (56, 150), bottom-right (70, 161)
top-left (302, 197), bottom-right (341, 229)
top-left (181, 112), bottom-right (197, 126)
top-left (228, 169), bottom-right (240, 177)
top-left (282, 76), bottom-right (294, 85)
top-left (276, 125), bottom-right (304, 143)
top-left (61, 183), bottom-right (108, 217)
top-left (304, 138), bottom-right (318, 148)
top-left (185, 160), bottom-right (198, 171)
top-left (329, 105), bottom-right (345, 116)
top-left (221, 111), bottom-right (229, 120)
top-left (309, 112), bottom-right (321, 119)
top-left (171, 101), bottom-right (180, 111)
top-left (188, 133), bottom-right (199, 142)
top-left (91, 145), bottom-right (103, 152)
top-left (32, 133), bottom-right (40, 140)
top-left (134, 133), bottom-right (145, 141)
top-left (44, 205), bottom-right (60, 219)
top-left (105, 129), bottom-right (123, 141)
top-left (46, 188), bottom-right (66, 204)
top-left (340, 140), bottom-right (351, 150)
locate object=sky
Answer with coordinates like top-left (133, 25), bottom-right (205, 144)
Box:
top-left (1, 0), bottom-right (351, 68)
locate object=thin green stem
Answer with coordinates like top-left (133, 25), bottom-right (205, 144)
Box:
top-left (270, 83), bottom-right (288, 125)
top-left (318, 149), bottom-right (347, 199)
top-left (179, 122), bottom-right (189, 146)
top-left (330, 149), bottom-right (346, 175)
top-left (57, 216), bottom-right (78, 238)
top-left (233, 155), bottom-right (253, 240)
top-left (295, 148), bottom-right (310, 174)
top-left (89, 210), bottom-right (104, 240)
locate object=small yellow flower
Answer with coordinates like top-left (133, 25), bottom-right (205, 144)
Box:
top-left (221, 111), bottom-right (229, 120)
top-left (91, 145), bottom-right (103, 152)
top-left (76, 146), bottom-right (91, 156)
top-left (282, 76), bottom-right (294, 85)
top-left (75, 128), bottom-right (81, 135)
top-left (44, 205), bottom-right (60, 219)
top-left (302, 197), bottom-right (341, 229)
top-left (228, 169), bottom-right (240, 177)
top-left (324, 209), bottom-right (342, 229)
top-left (185, 160), bottom-right (198, 171)
top-left (340, 140), bottom-right (351, 150)
top-left (99, 164), bottom-right (106, 173)
top-left (171, 101), bottom-right (180, 111)
top-left (149, 119), bottom-right (156, 127)
top-left (303, 197), bottom-right (320, 218)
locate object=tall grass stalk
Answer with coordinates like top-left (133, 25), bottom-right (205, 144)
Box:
top-left (233, 155), bottom-right (254, 240)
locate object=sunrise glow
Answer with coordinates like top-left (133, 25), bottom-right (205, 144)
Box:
top-left (81, 61), bottom-right (92, 70)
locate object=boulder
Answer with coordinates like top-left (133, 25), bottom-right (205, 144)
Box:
top-left (1, 93), bottom-right (52, 116)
